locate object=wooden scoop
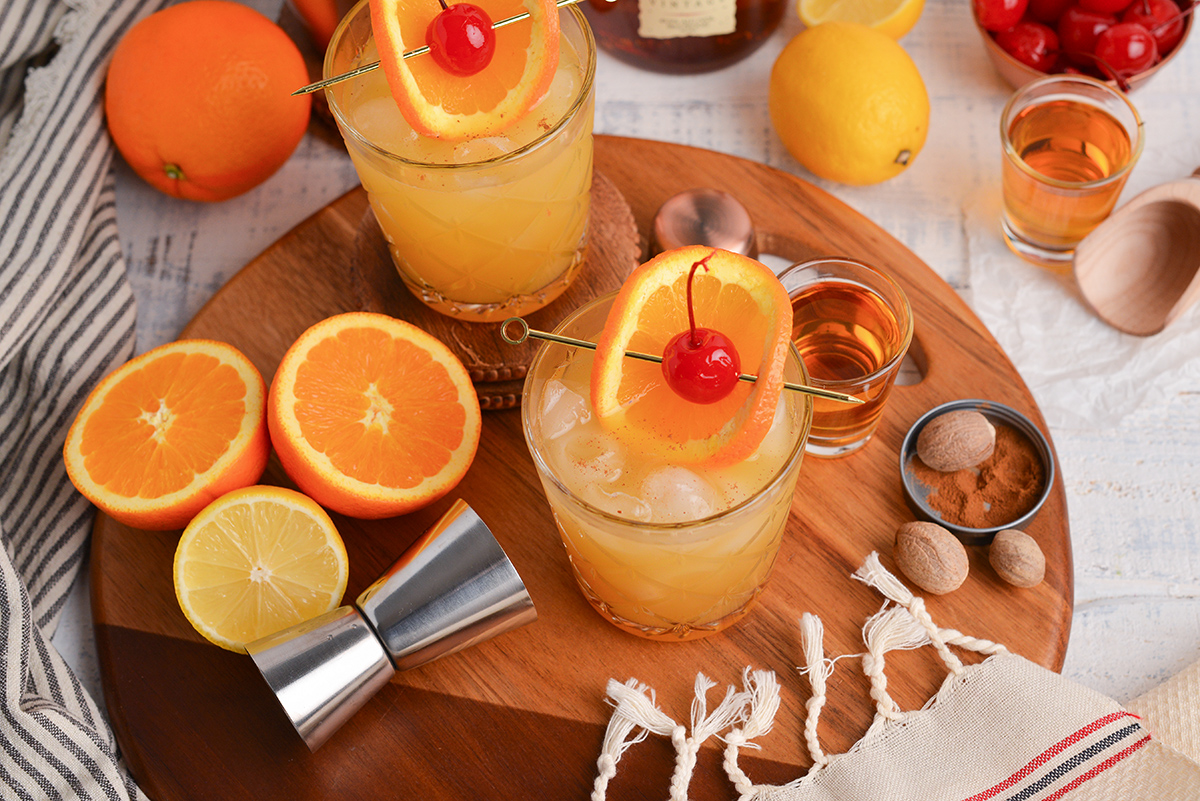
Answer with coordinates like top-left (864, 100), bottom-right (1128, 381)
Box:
top-left (1073, 168), bottom-right (1200, 337)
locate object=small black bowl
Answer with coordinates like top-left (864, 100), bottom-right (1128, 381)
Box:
top-left (900, 399), bottom-right (1055, 546)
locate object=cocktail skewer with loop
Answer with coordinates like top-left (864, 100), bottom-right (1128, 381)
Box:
top-left (293, 0), bottom-right (583, 96)
top-left (500, 317), bottom-right (864, 405)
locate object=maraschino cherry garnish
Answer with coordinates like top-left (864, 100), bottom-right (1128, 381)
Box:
top-left (426, 0), bottom-right (496, 77)
top-left (661, 254), bottom-right (742, 405)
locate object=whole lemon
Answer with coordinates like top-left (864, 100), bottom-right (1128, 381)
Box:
top-left (769, 22), bottom-right (930, 186)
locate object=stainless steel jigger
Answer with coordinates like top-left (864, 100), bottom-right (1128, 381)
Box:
top-left (245, 499), bottom-right (537, 751)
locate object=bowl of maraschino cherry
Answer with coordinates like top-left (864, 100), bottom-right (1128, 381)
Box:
top-left (973, 0), bottom-right (1193, 91)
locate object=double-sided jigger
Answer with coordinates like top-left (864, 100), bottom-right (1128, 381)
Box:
top-left (246, 499), bottom-right (537, 751)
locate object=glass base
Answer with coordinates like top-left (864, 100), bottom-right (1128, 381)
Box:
top-left (569, 566), bottom-right (759, 641)
top-left (392, 246), bottom-right (587, 324)
top-left (1001, 218), bottom-right (1075, 273)
top-left (805, 433), bottom-right (872, 459)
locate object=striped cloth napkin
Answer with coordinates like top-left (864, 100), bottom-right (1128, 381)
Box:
top-left (0, 0), bottom-right (164, 797)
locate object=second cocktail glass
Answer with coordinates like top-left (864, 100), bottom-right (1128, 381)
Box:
top-left (324, 0), bottom-right (597, 322)
top-left (521, 293), bottom-right (812, 641)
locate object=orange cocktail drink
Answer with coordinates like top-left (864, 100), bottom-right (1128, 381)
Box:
top-left (324, 0), bottom-right (596, 322)
top-left (521, 249), bottom-right (812, 640)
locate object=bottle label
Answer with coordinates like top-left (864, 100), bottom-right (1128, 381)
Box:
top-left (637, 0), bottom-right (737, 39)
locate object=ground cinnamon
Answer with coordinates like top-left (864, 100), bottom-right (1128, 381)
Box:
top-left (911, 421), bottom-right (1045, 529)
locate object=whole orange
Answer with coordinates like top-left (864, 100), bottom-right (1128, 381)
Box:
top-left (104, 0), bottom-right (312, 202)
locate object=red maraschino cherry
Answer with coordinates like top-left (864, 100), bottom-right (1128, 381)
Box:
top-left (426, 0), bottom-right (496, 76)
top-left (1122, 0), bottom-right (1187, 54)
top-left (661, 254), bottom-right (742, 405)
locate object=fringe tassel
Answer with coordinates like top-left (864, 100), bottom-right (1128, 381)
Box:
top-left (722, 668), bottom-right (782, 800)
top-left (592, 678), bottom-right (676, 801)
top-left (939, 627), bottom-right (1008, 657)
top-left (852, 551), bottom-right (915, 606)
top-left (854, 551), bottom-right (1003, 671)
top-left (670, 674), bottom-right (747, 801)
top-left (592, 674), bottom-right (754, 801)
top-left (590, 553), bottom-right (1011, 800)
top-left (798, 613), bottom-right (832, 771)
top-left (862, 605), bottom-right (930, 721)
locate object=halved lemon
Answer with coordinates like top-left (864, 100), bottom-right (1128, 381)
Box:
top-left (174, 485), bottom-right (349, 652)
top-left (798, 0), bottom-right (925, 39)
top-left (369, 0), bottom-right (559, 140)
top-left (590, 246), bottom-right (793, 467)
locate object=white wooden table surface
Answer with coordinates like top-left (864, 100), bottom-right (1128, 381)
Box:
top-left (53, 0), bottom-right (1200, 739)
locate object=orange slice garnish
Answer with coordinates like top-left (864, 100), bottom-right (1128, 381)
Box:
top-left (591, 246), bottom-right (794, 467)
top-left (267, 312), bottom-right (482, 520)
top-left (63, 339), bottom-right (269, 531)
top-left (369, 0), bottom-right (559, 140)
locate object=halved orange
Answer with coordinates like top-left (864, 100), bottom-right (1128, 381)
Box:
top-left (591, 246), bottom-right (794, 467)
top-left (63, 339), bottom-right (269, 531)
top-left (268, 312), bottom-right (481, 519)
top-left (174, 485), bottom-right (349, 652)
top-left (369, 0), bottom-right (559, 140)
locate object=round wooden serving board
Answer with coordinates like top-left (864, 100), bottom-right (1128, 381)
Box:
top-left (92, 135), bottom-right (1072, 801)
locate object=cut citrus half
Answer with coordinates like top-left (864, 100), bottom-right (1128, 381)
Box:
top-left (63, 339), bottom-right (269, 531)
top-left (268, 312), bottom-right (482, 519)
top-left (369, 0), bottom-right (559, 140)
top-left (174, 485), bottom-right (349, 652)
top-left (798, 0), bottom-right (925, 39)
top-left (591, 246), bottom-right (794, 467)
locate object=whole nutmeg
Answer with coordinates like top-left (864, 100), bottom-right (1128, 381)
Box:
top-left (893, 521), bottom-right (969, 595)
top-left (916, 409), bottom-right (996, 472)
top-left (989, 529), bottom-right (1045, 588)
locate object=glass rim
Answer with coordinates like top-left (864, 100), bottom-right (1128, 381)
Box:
top-left (520, 292), bottom-right (813, 533)
top-left (1000, 73), bottom-right (1145, 192)
top-left (779, 256), bottom-right (915, 388)
top-left (324, 0), bottom-right (597, 171)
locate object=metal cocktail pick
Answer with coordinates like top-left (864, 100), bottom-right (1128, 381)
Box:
top-left (292, 0), bottom-right (582, 96)
top-left (501, 317), bottom-right (864, 405)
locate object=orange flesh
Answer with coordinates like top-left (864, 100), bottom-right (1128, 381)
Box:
top-left (79, 352), bottom-right (246, 498)
top-left (405, 0), bottom-right (533, 116)
top-left (370, 0), bottom-right (559, 139)
top-left (619, 272), bottom-right (771, 440)
top-left (290, 326), bottom-right (467, 487)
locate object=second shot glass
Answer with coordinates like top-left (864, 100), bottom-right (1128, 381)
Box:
top-left (1000, 74), bottom-right (1144, 272)
top-left (779, 257), bottom-right (913, 458)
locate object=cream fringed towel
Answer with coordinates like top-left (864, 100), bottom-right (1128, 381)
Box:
top-left (0, 0), bottom-right (164, 797)
top-left (592, 553), bottom-right (1200, 800)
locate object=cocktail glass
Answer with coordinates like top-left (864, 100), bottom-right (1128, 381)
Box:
top-left (324, 0), bottom-right (596, 322)
top-left (520, 293), bottom-right (812, 640)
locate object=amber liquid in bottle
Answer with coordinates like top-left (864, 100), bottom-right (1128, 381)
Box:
top-left (582, 0), bottom-right (787, 74)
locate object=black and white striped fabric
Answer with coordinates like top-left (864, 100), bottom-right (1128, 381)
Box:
top-left (0, 0), bottom-right (164, 797)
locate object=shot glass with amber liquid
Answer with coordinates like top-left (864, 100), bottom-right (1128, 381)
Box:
top-left (1000, 74), bottom-right (1144, 272)
top-left (779, 257), bottom-right (913, 458)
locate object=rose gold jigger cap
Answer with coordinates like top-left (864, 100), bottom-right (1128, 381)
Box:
top-left (246, 499), bottom-right (537, 751)
top-left (651, 188), bottom-right (757, 258)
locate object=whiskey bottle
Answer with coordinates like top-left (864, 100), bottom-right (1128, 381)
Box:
top-left (582, 0), bottom-right (787, 73)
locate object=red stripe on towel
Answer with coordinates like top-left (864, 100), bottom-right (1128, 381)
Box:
top-left (961, 712), bottom-right (1141, 801)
